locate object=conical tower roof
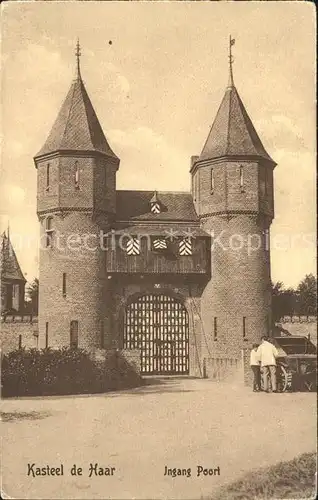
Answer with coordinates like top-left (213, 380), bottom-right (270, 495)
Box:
top-left (199, 39), bottom-right (274, 164)
top-left (35, 43), bottom-right (118, 160)
top-left (0, 232), bottom-right (26, 282)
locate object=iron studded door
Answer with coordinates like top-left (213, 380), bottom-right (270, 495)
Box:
top-left (124, 294), bottom-right (189, 375)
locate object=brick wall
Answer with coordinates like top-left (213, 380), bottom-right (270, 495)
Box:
top-left (120, 349), bottom-right (141, 374)
top-left (37, 157), bottom-right (60, 213)
top-left (1, 316), bottom-right (39, 353)
top-left (36, 149), bottom-right (120, 352)
top-left (200, 214), bottom-right (272, 359)
top-left (193, 158), bottom-right (274, 220)
top-left (242, 348), bottom-right (253, 387)
top-left (38, 211), bottom-right (111, 350)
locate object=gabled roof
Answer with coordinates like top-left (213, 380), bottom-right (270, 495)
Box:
top-left (35, 75), bottom-right (118, 160)
top-left (116, 191), bottom-right (199, 222)
top-left (0, 232), bottom-right (26, 282)
top-left (199, 84), bottom-right (274, 163)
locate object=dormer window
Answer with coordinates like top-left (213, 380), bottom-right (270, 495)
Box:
top-left (126, 237), bottom-right (140, 256)
top-left (150, 191), bottom-right (162, 214)
top-left (74, 161), bottom-right (80, 189)
top-left (179, 237), bottom-right (192, 256)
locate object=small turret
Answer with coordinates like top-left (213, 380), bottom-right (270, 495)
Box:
top-left (34, 40), bottom-right (119, 221)
top-left (195, 37), bottom-right (276, 358)
top-left (35, 43), bottom-right (119, 350)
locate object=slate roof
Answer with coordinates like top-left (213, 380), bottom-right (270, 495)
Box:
top-left (0, 232), bottom-right (26, 282)
top-left (116, 191), bottom-right (199, 222)
top-left (35, 75), bottom-right (118, 160)
top-left (199, 84), bottom-right (274, 163)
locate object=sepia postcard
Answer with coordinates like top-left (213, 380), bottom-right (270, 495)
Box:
top-left (0, 1), bottom-right (316, 499)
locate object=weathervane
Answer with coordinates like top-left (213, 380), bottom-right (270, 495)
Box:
top-left (75, 38), bottom-right (81, 79)
top-left (228, 35), bottom-right (235, 87)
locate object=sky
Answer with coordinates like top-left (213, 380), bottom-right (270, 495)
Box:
top-left (0, 1), bottom-right (316, 288)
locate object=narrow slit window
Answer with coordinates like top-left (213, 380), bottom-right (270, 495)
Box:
top-left (45, 322), bottom-right (49, 348)
top-left (46, 163), bottom-right (50, 191)
top-left (210, 168), bottom-right (214, 194)
top-left (62, 273), bottom-right (67, 297)
top-left (243, 316), bottom-right (247, 338)
top-left (74, 161), bottom-right (79, 189)
top-left (214, 317), bottom-right (217, 341)
top-left (239, 165), bottom-right (244, 192)
top-left (45, 217), bottom-right (53, 248)
top-left (194, 175), bottom-right (197, 202)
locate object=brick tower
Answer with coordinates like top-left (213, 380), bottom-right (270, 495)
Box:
top-left (34, 42), bottom-right (119, 349)
top-left (191, 38), bottom-right (276, 358)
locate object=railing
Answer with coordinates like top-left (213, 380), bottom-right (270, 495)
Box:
top-left (279, 316), bottom-right (317, 324)
top-left (203, 357), bottom-right (240, 381)
top-left (1, 314), bottom-right (38, 324)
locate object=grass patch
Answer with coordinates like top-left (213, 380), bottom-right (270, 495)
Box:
top-left (1, 411), bottom-right (52, 422)
top-left (206, 452), bottom-right (316, 500)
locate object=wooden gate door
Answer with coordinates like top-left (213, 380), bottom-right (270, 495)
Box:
top-left (124, 294), bottom-right (189, 375)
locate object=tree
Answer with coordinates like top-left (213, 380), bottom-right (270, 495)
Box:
top-left (25, 278), bottom-right (39, 315)
top-left (296, 274), bottom-right (317, 316)
top-left (272, 281), bottom-right (297, 322)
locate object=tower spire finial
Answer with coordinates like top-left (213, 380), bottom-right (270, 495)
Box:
top-left (228, 35), bottom-right (235, 88)
top-left (75, 38), bottom-right (81, 79)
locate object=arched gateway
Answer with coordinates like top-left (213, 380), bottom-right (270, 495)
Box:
top-left (124, 294), bottom-right (189, 375)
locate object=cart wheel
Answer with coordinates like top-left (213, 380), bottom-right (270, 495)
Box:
top-left (277, 365), bottom-right (288, 393)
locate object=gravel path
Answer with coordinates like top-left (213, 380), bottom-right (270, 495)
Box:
top-left (1, 378), bottom-right (316, 499)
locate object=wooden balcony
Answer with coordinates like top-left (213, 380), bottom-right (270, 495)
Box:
top-left (105, 236), bottom-right (211, 276)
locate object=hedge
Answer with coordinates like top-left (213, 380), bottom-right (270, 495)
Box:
top-left (1, 347), bottom-right (142, 397)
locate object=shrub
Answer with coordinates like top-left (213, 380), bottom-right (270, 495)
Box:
top-left (1, 347), bottom-right (142, 397)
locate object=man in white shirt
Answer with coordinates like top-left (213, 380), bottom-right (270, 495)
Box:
top-left (257, 336), bottom-right (279, 392)
top-left (250, 344), bottom-right (261, 391)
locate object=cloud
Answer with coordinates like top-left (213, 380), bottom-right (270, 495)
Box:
top-left (85, 59), bottom-right (131, 104)
top-left (0, 184), bottom-right (26, 211)
top-left (109, 126), bottom-right (189, 191)
top-left (255, 114), bottom-right (307, 153)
